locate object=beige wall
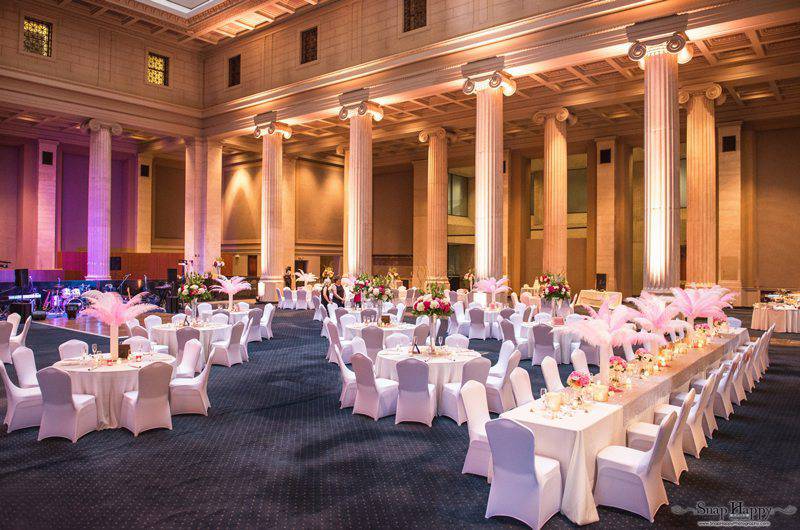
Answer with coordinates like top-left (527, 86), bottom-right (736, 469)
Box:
top-left (373, 164), bottom-right (413, 256)
top-left (152, 158), bottom-right (185, 248)
top-left (295, 158), bottom-right (344, 248)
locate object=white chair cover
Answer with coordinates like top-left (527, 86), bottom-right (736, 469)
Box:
top-left (12, 347), bottom-right (38, 388)
top-left (571, 349), bottom-right (590, 375)
top-left (486, 350), bottom-right (520, 413)
top-left (120, 361), bottom-right (173, 436)
top-left (170, 354), bottom-right (213, 416)
top-left (0, 362), bottom-right (42, 432)
top-left (176, 339), bottom-right (201, 378)
top-left (36, 366), bottom-right (97, 442)
top-left (509, 367), bottom-right (534, 406)
top-left (351, 353), bottom-right (398, 420)
top-left (58, 339), bottom-right (88, 361)
top-left (541, 356), bottom-right (564, 392)
top-left (444, 334), bottom-right (469, 349)
top-left (395, 358), bottom-right (436, 426)
top-left (460, 380), bottom-right (492, 478)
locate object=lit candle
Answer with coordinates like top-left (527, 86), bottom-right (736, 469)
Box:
top-left (593, 384), bottom-right (609, 402)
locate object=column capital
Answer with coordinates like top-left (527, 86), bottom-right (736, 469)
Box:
top-left (81, 118), bottom-right (122, 136)
top-left (532, 107), bottom-right (577, 126)
top-left (679, 82), bottom-right (726, 106)
top-left (626, 14), bottom-right (691, 60)
top-left (338, 100), bottom-right (383, 122)
top-left (335, 144), bottom-right (349, 156)
top-left (254, 111), bottom-right (292, 139)
top-left (418, 127), bottom-right (457, 144)
top-left (461, 56), bottom-right (516, 96)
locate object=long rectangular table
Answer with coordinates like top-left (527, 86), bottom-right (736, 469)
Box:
top-left (501, 329), bottom-right (746, 525)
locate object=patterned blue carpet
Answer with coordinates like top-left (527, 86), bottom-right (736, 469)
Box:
top-left (0, 309), bottom-right (798, 528)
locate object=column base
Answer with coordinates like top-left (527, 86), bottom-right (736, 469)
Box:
top-left (258, 277), bottom-right (283, 303)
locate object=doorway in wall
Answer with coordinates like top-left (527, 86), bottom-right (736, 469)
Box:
top-left (294, 259), bottom-right (308, 274)
top-left (247, 255), bottom-right (258, 277)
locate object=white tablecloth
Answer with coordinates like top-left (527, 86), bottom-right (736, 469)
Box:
top-left (345, 323), bottom-right (415, 343)
top-left (54, 353), bottom-right (176, 429)
top-left (151, 323), bottom-right (231, 369)
top-left (521, 323), bottom-right (577, 363)
top-left (374, 347), bottom-right (483, 401)
top-left (751, 305), bottom-right (800, 332)
top-left (228, 310), bottom-right (249, 324)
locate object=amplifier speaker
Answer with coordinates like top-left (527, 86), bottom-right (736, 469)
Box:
top-left (14, 268), bottom-right (29, 288)
top-left (32, 310), bottom-right (47, 321)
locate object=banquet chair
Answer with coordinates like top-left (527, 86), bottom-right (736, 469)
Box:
top-left (531, 324), bottom-right (559, 365)
top-left (124, 319), bottom-right (139, 337)
top-left (58, 339), bottom-right (88, 361)
top-left (6, 312), bottom-right (20, 337)
top-left (522, 306), bottom-right (533, 323)
top-left (627, 389), bottom-right (695, 485)
top-left (275, 288), bottom-right (284, 309)
top-left (325, 321), bottom-right (353, 364)
top-left (212, 309), bottom-right (230, 321)
top-left (295, 289), bottom-right (309, 310)
top-left (144, 315), bottom-right (162, 338)
top-left (395, 358), bottom-right (437, 426)
top-left (0, 321), bottom-right (13, 364)
top-left (246, 308), bottom-right (262, 343)
top-left (460, 380), bottom-right (492, 478)
top-left (130, 325), bottom-right (150, 339)
top-left (510, 292), bottom-right (520, 307)
top-left (176, 326), bottom-right (201, 366)
top-left (9, 316), bottom-right (31, 350)
top-left (350, 336), bottom-right (369, 363)
top-left (327, 303), bottom-right (338, 322)
top-left (485, 418), bottom-right (562, 528)
top-left (282, 287), bottom-right (295, 310)
top-left (727, 316), bottom-right (743, 329)
top-left (486, 350), bottom-right (520, 414)
top-left (439, 357), bottom-right (490, 424)
top-left (170, 353), bottom-right (213, 416)
top-left (260, 304), bottom-right (276, 339)
top-left (489, 341), bottom-right (515, 378)
top-left (238, 316), bottom-right (253, 362)
top-left (453, 302), bottom-right (470, 334)
top-left (653, 371), bottom-right (718, 458)
top-left (468, 308), bottom-right (488, 340)
top-left (533, 312), bottom-right (552, 324)
top-left (338, 314), bottom-right (357, 340)
top-left (509, 367), bottom-right (535, 406)
top-left (0, 362), bottom-right (42, 432)
top-left (210, 313), bottom-right (228, 325)
top-left (728, 350), bottom-right (749, 405)
top-left (12, 347), bottom-right (39, 389)
top-left (120, 361), bottom-right (173, 436)
top-left (361, 308), bottom-right (378, 322)
top-left (499, 308), bottom-right (515, 320)
top-left (210, 322), bottom-right (245, 367)
top-left (332, 346), bottom-right (356, 409)
top-left (197, 302), bottom-right (213, 316)
top-left (385, 333), bottom-right (411, 350)
top-left (312, 296), bottom-right (325, 321)
top-left (577, 340), bottom-right (600, 366)
top-left (335, 307), bottom-right (349, 331)
top-left (593, 412), bottom-right (677, 522)
top-left (361, 326), bottom-right (385, 359)
top-left (412, 323), bottom-right (430, 347)
top-left (673, 366), bottom-right (724, 438)
top-left (694, 357), bottom-right (739, 420)
top-left (171, 313), bottom-right (187, 325)
top-left (36, 367), bottom-right (97, 442)
top-left (449, 290), bottom-right (459, 303)
top-left (445, 334), bottom-right (469, 349)
top-left (237, 302), bottom-right (250, 311)
top-left (500, 319), bottom-right (529, 359)
top-left (570, 349), bottom-right (590, 375)
top-left (351, 353), bottom-right (398, 421)
top-left (176, 339), bottom-right (201, 379)
top-left (123, 336), bottom-right (153, 352)
top-left (540, 356), bottom-right (564, 392)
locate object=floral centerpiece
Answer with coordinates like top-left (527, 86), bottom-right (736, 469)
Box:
top-left (212, 258), bottom-right (225, 276)
top-left (351, 273), bottom-right (371, 307)
top-left (411, 284), bottom-right (453, 353)
top-left (608, 355), bottom-right (627, 391)
top-left (367, 275), bottom-right (393, 319)
top-left (540, 273), bottom-right (571, 302)
top-left (321, 266), bottom-right (335, 281)
top-left (82, 291), bottom-right (158, 360)
top-left (634, 347), bottom-right (654, 364)
top-left (475, 276), bottom-right (510, 309)
top-left (567, 370), bottom-right (591, 389)
top-left (212, 275), bottom-right (251, 311)
top-left (179, 272), bottom-right (212, 316)
top-left (669, 286), bottom-right (736, 330)
top-left (386, 267), bottom-right (400, 289)
top-left (627, 291), bottom-right (691, 353)
top-left (463, 269), bottom-right (475, 290)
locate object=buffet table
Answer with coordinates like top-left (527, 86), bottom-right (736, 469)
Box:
top-left (501, 332), bottom-right (739, 525)
top-left (751, 304), bottom-right (800, 332)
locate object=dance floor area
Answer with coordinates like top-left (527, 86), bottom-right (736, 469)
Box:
top-left (1, 309), bottom-right (798, 528)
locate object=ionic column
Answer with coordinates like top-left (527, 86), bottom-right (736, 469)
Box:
top-left (680, 83), bottom-right (725, 285)
top-left (82, 119), bottom-right (121, 282)
top-left (462, 58), bottom-right (516, 279)
top-left (629, 32), bottom-right (690, 293)
top-left (184, 137), bottom-right (223, 274)
top-left (533, 108), bottom-right (575, 275)
top-left (336, 144), bottom-right (350, 275)
top-left (419, 127), bottom-right (455, 286)
top-left (254, 112), bottom-right (292, 302)
top-left (339, 95), bottom-right (382, 275)
top-left (35, 140), bottom-right (59, 269)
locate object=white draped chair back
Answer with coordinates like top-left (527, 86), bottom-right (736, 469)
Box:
top-left (125, 319), bottom-right (139, 337)
top-left (283, 287), bottom-right (294, 310)
top-left (499, 308), bottom-right (515, 320)
top-left (123, 336), bottom-right (152, 352)
top-left (12, 347), bottom-right (38, 388)
top-left (261, 304), bottom-right (276, 339)
top-left (6, 313), bottom-right (20, 337)
top-left (246, 308), bottom-right (262, 343)
top-left (395, 358), bottom-right (436, 426)
top-left (144, 315), bottom-right (162, 335)
top-left (486, 350), bottom-right (520, 414)
top-left (130, 325), bottom-right (149, 339)
top-left (177, 339), bottom-right (201, 378)
top-left (565, 313), bottom-right (583, 323)
top-left (534, 312), bottom-right (552, 323)
top-left (532, 324), bottom-right (557, 365)
top-left (121, 361), bottom-right (173, 436)
top-left (413, 323), bottom-right (430, 346)
top-left (312, 296), bottom-right (324, 320)
top-left (541, 356), bottom-right (564, 392)
top-left (196, 302), bottom-right (213, 316)
top-left (522, 306), bottom-right (533, 323)
top-left (351, 352), bottom-right (398, 420)
top-left (0, 321), bottom-right (14, 364)
top-left (462, 357), bottom-right (491, 386)
top-left (171, 313), bottom-right (187, 325)
top-left (499, 319), bottom-right (517, 345)
top-left (175, 325), bottom-right (201, 361)
top-left (641, 413), bottom-right (677, 475)
top-left (332, 346), bottom-right (356, 409)
top-left (484, 417), bottom-right (562, 529)
top-left (295, 289), bottom-right (308, 310)
top-left (415, 315), bottom-right (429, 327)
top-left (468, 308), bottom-right (487, 340)
top-left (361, 308), bottom-right (377, 322)
top-left (461, 380), bottom-right (491, 446)
top-left (58, 339), bottom-right (88, 361)
top-left (385, 333), bottom-right (411, 349)
top-left (275, 288), bottom-right (284, 308)
top-left (37, 366), bottom-right (98, 442)
top-left (444, 334), bottom-right (469, 349)
top-left (338, 314), bottom-right (357, 339)
top-left (169, 350), bottom-right (214, 416)
top-left (210, 322), bottom-right (245, 367)
top-left (571, 349), bottom-right (590, 375)
top-left (237, 302), bottom-right (250, 311)
top-left (509, 367), bottom-right (534, 406)
top-left (0, 361), bottom-right (42, 432)
top-left (210, 313), bottom-right (228, 325)
top-left (350, 336), bottom-right (368, 360)
top-left (489, 340), bottom-right (515, 378)
top-left (361, 326), bottom-right (384, 358)
top-left (10, 316), bottom-right (31, 349)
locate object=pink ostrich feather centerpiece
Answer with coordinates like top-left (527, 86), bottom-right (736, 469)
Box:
top-left (475, 276), bottom-right (510, 307)
top-left (669, 287), bottom-right (736, 328)
top-left (82, 291), bottom-right (158, 359)
top-left (212, 276), bottom-right (251, 311)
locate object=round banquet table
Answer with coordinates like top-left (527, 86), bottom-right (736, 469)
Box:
top-left (374, 346), bottom-right (484, 402)
top-left (751, 304), bottom-right (800, 332)
top-left (53, 353), bottom-right (176, 430)
top-left (345, 322), bottom-right (415, 342)
top-left (150, 322), bottom-right (231, 369)
top-left (521, 322), bottom-right (578, 363)
top-left (227, 310), bottom-right (249, 324)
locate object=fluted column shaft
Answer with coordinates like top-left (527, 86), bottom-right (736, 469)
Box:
top-left (347, 113), bottom-right (374, 275)
top-left (261, 132), bottom-right (284, 284)
top-left (184, 138), bottom-right (222, 274)
top-left (685, 89), bottom-right (718, 284)
top-left (541, 115), bottom-right (569, 274)
top-left (85, 120), bottom-right (119, 281)
top-left (643, 49), bottom-right (681, 292)
top-left (474, 87), bottom-right (504, 279)
top-left (420, 128), bottom-right (450, 285)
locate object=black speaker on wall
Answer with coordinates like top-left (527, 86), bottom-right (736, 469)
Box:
top-left (14, 269), bottom-right (29, 288)
top-left (110, 257), bottom-right (122, 271)
top-left (595, 273), bottom-right (607, 291)
top-left (167, 268), bottom-right (178, 283)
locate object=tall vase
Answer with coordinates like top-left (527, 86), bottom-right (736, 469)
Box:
top-left (109, 324), bottom-right (119, 361)
top-left (190, 299), bottom-right (198, 319)
top-left (429, 315), bottom-right (438, 353)
top-left (599, 343), bottom-right (612, 385)
top-left (228, 293), bottom-right (234, 312)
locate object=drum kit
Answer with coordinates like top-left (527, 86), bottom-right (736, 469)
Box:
top-left (43, 284), bottom-right (90, 314)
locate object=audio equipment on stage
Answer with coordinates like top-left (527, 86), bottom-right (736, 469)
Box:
top-left (10, 301), bottom-right (32, 321)
top-left (167, 268), bottom-right (178, 283)
top-left (32, 310), bottom-right (47, 321)
top-left (14, 269), bottom-right (29, 288)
